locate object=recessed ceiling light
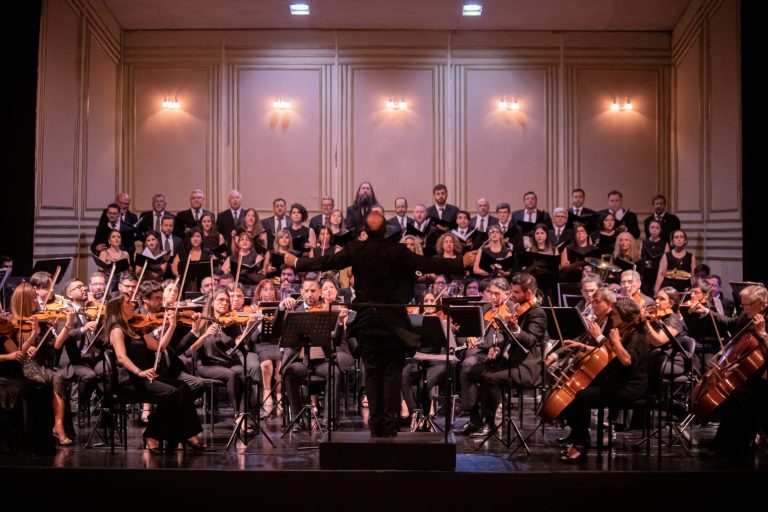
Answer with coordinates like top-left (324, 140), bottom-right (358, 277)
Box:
top-left (290, 3), bottom-right (310, 16)
top-left (463, 3), bottom-right (482, 16)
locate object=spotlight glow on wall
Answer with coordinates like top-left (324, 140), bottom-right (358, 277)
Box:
top-left (386, 97), bottom-right (408, 110)
top-left (273, 98), bottom-right (292, 110)
top-left (610, 97), bottom-right (632, 112)
top-left (162, 96), bottom-right (180, 109)
top-left (498, 97), bottom-right (520, 111)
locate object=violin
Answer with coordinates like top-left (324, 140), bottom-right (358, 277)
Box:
top-left (83, 303), bottom-right (106, 321)
top-left (127, 313), bottom-right (167, 332)
top-left (642, 306), bottom-right (673, 322)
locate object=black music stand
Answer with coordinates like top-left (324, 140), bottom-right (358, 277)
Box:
top-left (32, 257), bottom-right (72, 284)
top-left (225, 326), bottom-right (275, 450)
top-left (637, 323), bottom-right (693, 454)
top-left (476, 317), bottom-right (532, 455)
top-left (543, 307), bottom-right (588, 357)
top-left (279, 310), bottom-right (339, 443)
top-left (408, 315), bottom-right (450, 433)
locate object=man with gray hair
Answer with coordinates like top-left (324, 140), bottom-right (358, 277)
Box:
top-left (620, 269), bottom-right (654, 307)
top-left (309, 195), bottom-right (335, 235)
top-left (216, 189), bottom-right (246, 247)
top-left (175, 188), bottom-right (213, 237)
top-left (550, 207), bottom-right (573, 248)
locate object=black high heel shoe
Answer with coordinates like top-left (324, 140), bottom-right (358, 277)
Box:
top-left (560, 444), bottom-right (589, 464)
top-left (185, 438), bottom-right (208, 451)
top-left (142, 435), bottom-right (164, 455)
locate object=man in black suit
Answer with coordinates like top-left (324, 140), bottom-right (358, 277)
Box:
top-left (470, 197), bottom-right (498, 233)
top-left (387, 196), bottom-right (412, 232)
top-left (345, 182), bottom-right (378, 232)
top-left (426, 183), bottom-right (459, 224)
top-left (707, 275), bottom-right (735, 317)
top-left (175, 188), bottom-right (214, 238)
top-left (261, 197), bottom-right (288, 249)
top-left (309, 195), bottom-right (335, 235)
top-left (549, 207), bottom-right (573, 249)
top-left (91, 203), bottom-right (137, 259)
top-left (138, 193), bottom-right (169, 239)
top-left (568, 188), bottom-right (597, 232)
top-left (216, 189), bottom-right (246, 248)
top-left (57, 278), bottom-right (103, 416)
top-left (598, 190), bottom-right (641, 239)
top-left (643, 194), bottom-right (681, 242)
top-left (284, 212), bottom-right (464, 437)
top-left (159, 215), bottom-right (182, 267)
top-left (512, 191), bottom-right (553, 230)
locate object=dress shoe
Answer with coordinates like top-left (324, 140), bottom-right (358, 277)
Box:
top-left (470, 422), bottom-right (494, 438)
top-left (454, 421), bottom-right (482, 436)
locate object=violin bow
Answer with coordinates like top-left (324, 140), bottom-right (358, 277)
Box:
top-left (545, 296), bottom-right (565, 357)
top-left (131, 261), bottom-right (149, 302)
top-left (233, 250), bottom-right (244, 291)
top-left (154, 256), bottom-right (191, 374)
top-left (80, 265), bottom-right (116, 357)
top-left (46, 266), bottom-right (62, 305)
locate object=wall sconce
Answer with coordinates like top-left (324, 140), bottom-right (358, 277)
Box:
top-left (386, 97), bottom-right (408, 110)
top-left (610, 97), bottom-right (632, 112)
top-left (498, 97), bottom-right (520, 111)
top-left (273, 98), bottom-right (292, 110)
top-left (162, 96), bottom-right (180, 109)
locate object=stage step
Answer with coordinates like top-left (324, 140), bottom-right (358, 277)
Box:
top-left (319, 431), bottom-right (456, 470)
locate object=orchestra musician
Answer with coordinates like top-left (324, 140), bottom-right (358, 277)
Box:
top-left (472, 224), bottom-right (512, 278)
top-left (689, 284), bottom-right (768, 453)
top-left (458, 274), bottom-right (546, 437)
top-left (620, 270), bottom-right (654, 309)
top-left (184, 289), bottom-right (262, 428)
top-left (284, 212), bottom-right (464, 437)
top-left (104, 291), bottom-right (206, 453)
top-left (559, 298), bottom-right (648, 463)
top-left (276, 276), bottom-right (348, 431)
top-left (56, 278), bottom-right (104, 418)
top-left (4, 284), bottom-right (73, 446)
top-left (251, 279), bottom-right (282, 416)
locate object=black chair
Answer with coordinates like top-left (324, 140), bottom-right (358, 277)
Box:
top-left (85, 349), bottom-right (146, 453)
top-left (595, 397), bottom-right (652, 458)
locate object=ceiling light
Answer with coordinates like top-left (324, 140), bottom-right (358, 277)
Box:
top-left (463, 3), bottom-right (482, 16)
top-left (290, 3), bottom-right (310, 16)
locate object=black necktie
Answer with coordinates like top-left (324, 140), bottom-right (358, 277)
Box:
top-left (164, 237), bottom-right (170, 252)
top-left (193, 210), bottom-right (199, 221)
top-left (438, 207), bottom-right (444, 220)
top-left (154, 213), bottom-right (161, 233)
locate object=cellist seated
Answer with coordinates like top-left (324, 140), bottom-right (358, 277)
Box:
top-left (692, 284), bottom-right (768, 454)
top-left (559, 298), bottom-right (648, 463)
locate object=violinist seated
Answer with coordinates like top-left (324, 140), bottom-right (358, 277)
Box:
top-left (136, 280), bottom-right (208, 400)
top-left (105, 292), bottom-right (206, 453)
top-left (250, 279), bottom-right (283, 416)
top-left (545, 287), bottom-right (616, 373)
top-left (55, 279), bottom-right (106, 418)
top-left (181, 288), bottom-right (262, 427)
top-left (678, 280), bottom-right (719, 371)
top-left (644, 287), bottom-right (689, 395)
top-left (401, 290), bottom-right (460, 422)
top-left (690, 284), bottom-right (768, 454)
top-left (276, 277), bottom-right (349, 432)
top-left (559, 298), bottom-right (648, 463)
top-left (4, 283), bottom-right (75, 446)
top-left (619, 270), bottom-right (654, 309)
top-left (456, 274), bottom-right (547, 437)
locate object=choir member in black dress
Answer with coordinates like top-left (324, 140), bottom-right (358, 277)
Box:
top-left (655, 229), bottom-right (696, 294)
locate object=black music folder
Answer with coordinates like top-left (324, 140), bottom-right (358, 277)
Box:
top-left (91, 254), bottom-right (130, 274)
top-left (566, 245), bottom-right (602, 262)
top-left (428, 216), bottom-right (457, 232)
top-left (446, 304), bottom-right (484, 338)
top-left (134, 249), bottom-right (170, 268)
top-left (613, 257), bottom-right (636, 272)
top-left (518, 251), bottom-right (560, 273)
top-left (332, 229), bottom-right (356, 246)
top-left (33, 257), bottom-right (73, 283)
top-left (405, 223), bottom-right (430, 239)
top-left (477, 251), bottom-right (516, 274)
top-left (292, 234), bottom-right (307, 251)
top-left (515, 220), bottom-right (537, 236)
top-left (567, 212), bottom-right (597, 231)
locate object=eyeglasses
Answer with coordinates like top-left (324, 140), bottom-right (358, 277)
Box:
top-left (741, 300), bottom-right (755, 307)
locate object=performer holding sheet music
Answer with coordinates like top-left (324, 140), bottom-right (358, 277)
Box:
top-left (473, 225), bottom-right (515, 278)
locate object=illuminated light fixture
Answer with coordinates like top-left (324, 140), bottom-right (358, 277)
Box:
top-left (498, 97), bottom-right (520, 111)
top-left (290, 3), bottom-right (309, 15)
top-left (162, 96), bottom-right (180, 109)
top-left (273, 97), bottom-right (292, 110)
top-left (611, 97), bottom-right (632, 112)
top-left (463, 3), bottom-right (482, 16)
top-left (386, 97), bottom-right (408, 110)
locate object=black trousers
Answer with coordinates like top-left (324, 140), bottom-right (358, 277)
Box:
top-left (563, 385), bottom-right (639, 447)
top-left (713, 378), bottom-right (768, 452)
top-left (361, 339), bottom-right (406, 437)
top-left (402, 361), bottom-right (447, 416)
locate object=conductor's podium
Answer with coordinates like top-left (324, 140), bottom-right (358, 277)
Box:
top-left (319, 431), bottom-right (456, 470)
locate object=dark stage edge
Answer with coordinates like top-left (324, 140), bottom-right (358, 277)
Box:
top-left (319, 431), bottom-right (456, 470)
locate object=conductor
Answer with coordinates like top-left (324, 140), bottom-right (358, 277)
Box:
top-left (284, 211), bottom-right (465, 437)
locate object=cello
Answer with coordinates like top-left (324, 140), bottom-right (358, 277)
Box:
top-left (690, 309), bottom-right (768, 420)
top-left (538, 311), bottom-right (644, 423)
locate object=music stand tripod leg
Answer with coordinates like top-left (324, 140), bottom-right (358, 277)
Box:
top-left (225, 348), bottom-right (274, 450)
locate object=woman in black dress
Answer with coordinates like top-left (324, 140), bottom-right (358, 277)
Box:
top-left (105, 292), bottom-right (205, 453)
top-left (590, 212), bottom-right (618, 256)
top-left (654, 229), bottom-right (696, 294)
